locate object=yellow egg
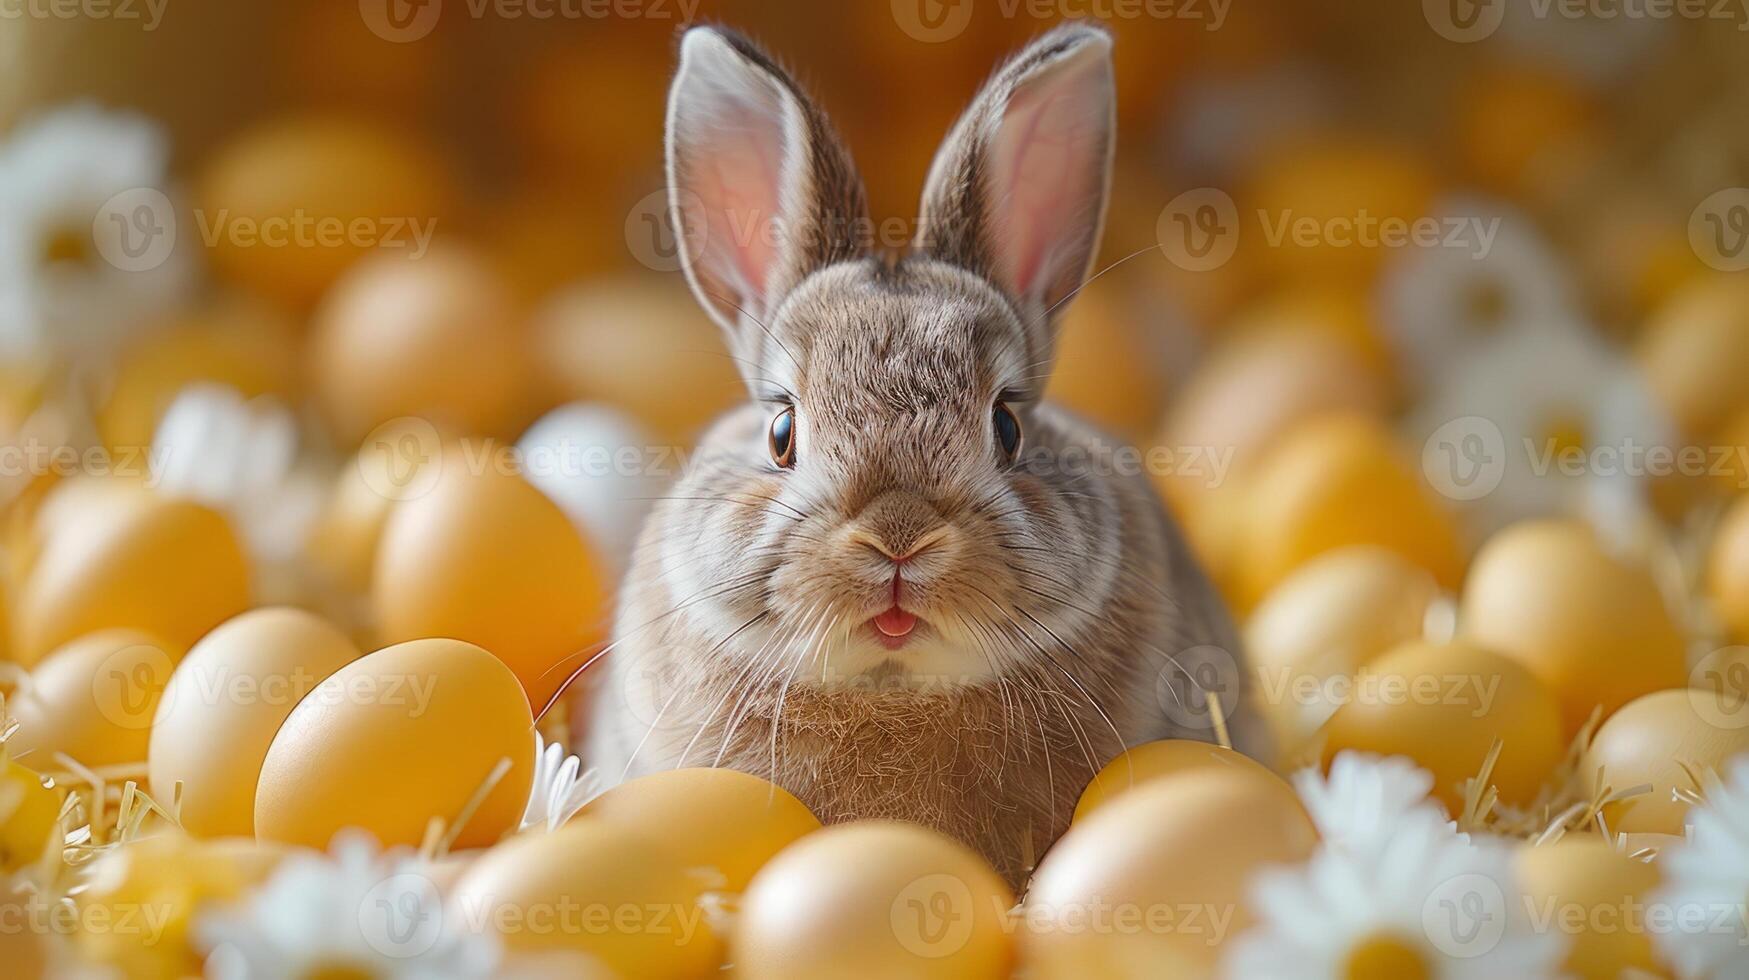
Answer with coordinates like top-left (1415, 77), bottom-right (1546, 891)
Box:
top-left (734, 820), bottom-right (1014, 980)
top-left (1245, 546), bottom-right (1441, 747)
top-left (1455, 64), bottom-right (1596, 197)
top-left (1047, 282), bottom-right (1167, 441)
top-left (255, 638), bottom-right (534, 851)
top-left (14, 494), bottom-right (249, 666)
top-left (148, 607), bottom-right (361, 838)
top-left (1024, 768), bottom-right (1317, 977)
top-left (1586, 688), bottom-right (1749, 836)
top-left (1322, 640), bottom-right (1565, 812)
top-left (198, 115), bottom-right (454, 309)
top-left (373, 447), bottom-right (605, 709)
top-left (532, 277), bottom-right (742, 445)
top-left (1707, 494), bottom-right (1749, 644)
top-left (305, 428), bottom-right (441, 594)
top-left (1, 759), bottom-right (63, 871)
top-left (310, 245), bottom-right (533, 447)
top-left (1238, 413), bottom-right (1465, 611)
top-left (1461, 520), bottom-right (1687, 734)
top-left (578, 768), bottom-right (821, 893)
top-left (1516, 838), bottom-right (1661, 980)
top-left (1073, 739), bottom-right (1280, 823)
top-left (1637, 275), bottom-right (1749, 441)
top-left (7, 630), bottom-right (183, 768)
top-left (449, 819), bottom-right (720, 979)
top-left (0, 882), bottom-right (48, 980)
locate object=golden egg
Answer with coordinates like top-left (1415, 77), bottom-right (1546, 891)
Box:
top-left (1024, 768), bottom-right (1317, 977)
top-left (1461, 520), bottom-right (1687, 734)
top-left (734, 820), bottom-right (1014, 980)
top-left (15, 494), bottom-right (249, 666)
top-left (198, 114), bottom-right (454, 308)
top-left (1455, 64), bottom-right (1596, 198)
top-left (532, 277), bottom-right (742, 445)
top-left (1707, 494), bottom-right (1749, 644)
top-left (578, 768), bottom-right (821, 893)
top-left (254, 638), bottom-right (535, 851)
top-left (1322, 640), bottom-right (1565, 811)
top-left (1586, 688), bottom-right (1749, 836)
top-left (1637, 275), bottom-right (1749, 441)
top-left (448, 819), bottom-right (720, 979)
top-left (1073, 739), bottom-right (1281, 823)
top-left (1, 759), bottom-right (62, 871)
top-left (1245, 546), bottom-right (1441, 747)
top-left (1160, 475), bottom-right (1250, 610)
top-left (305, 427), bottom-right (441, 594)
top-left (1238, 413), bottom-right (1465, 611)
top-left (310, 245), bottom-right (532, 447)
top-left (1047, 282), bottom-right (1167, 441)
top-left (7, 629), bottom-right (183, 768)
top-left (148, 607), bottom-right (361, 838)
top-left (373, 446), bottom-right (605, 709)
top-left (1515, 838), bottom-right (1661, 980)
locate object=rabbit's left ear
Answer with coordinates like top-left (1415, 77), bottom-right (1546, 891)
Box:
top-left (917, 23), bottom-right (1115, 355)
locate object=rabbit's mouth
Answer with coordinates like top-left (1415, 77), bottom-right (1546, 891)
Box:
top-left (866, 606), bottom-right (924, 650)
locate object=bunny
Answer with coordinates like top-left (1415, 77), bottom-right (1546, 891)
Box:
top-left (584, 21), bottom-right (1269, 886)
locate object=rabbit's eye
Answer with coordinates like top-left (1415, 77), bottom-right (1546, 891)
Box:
top-left (993, 401), bottom-right (1022, 462)
top-left (769, 406), bottom-right (796, 469)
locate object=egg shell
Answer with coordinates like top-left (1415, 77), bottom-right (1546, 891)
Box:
top-left (1586, 688), bottom-right (1749, 836)
top-left (448, 819), bottom-right (720, 980)
top-left (306, 429), bottom-right (441, 594)
top-left (1515, 838), bottom-right (1661, 980)
top-left (1321, 640), bottom-right (1565, 811)
top-left (578, 768), bottom-right (821, 893)
top-left (1637, 275), bottom-right (1749, 440)
top-left (7, 629), bottom-right (183, 768)
top-left (1024, 767), bottom-right (1317, 977)
top-left (1244, 546), bottom-right (1441, 746)
top-left (0, 759), bottom-right (63, 871)
top-left (1461, 519), bottom-right (1687, 734)
top-left (1238, 412), bottom-right (1465, 610)
top-left (734, 820), bottom-right (1014, 980)
top-left (1455, 64), bottom-right (1596, 197)
top-left (1073, 739), bottom-right (1279, 823)
top-left (15, 494), bottom-right (249, 666)
top-left (0, 885), bottom-right (48, 980)
top-left (148, 607), bottom-right (361, 838)
top-left (310, 245), bottom-right (531, 446)
top-left (254, 638), bottom-right (534, 851)
top-left (373, 447), bottom-right (605, 709)
top-left (1706, 494), bottom-right (1749, 644)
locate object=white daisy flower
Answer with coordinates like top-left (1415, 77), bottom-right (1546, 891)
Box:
top-left (0, 103), bottom-right (190, 361)
top-left (518, 731), bottom-right (599, 833)
top-left (515, 402), bottom-right (664, 575)
top-left (1651, 757), bottom-right (1749, 978)
top-left (1294, 752), bottom-right (1445, 856)
top-left (199, 831), bottom-right (498, 980)
top-left (1225, 809), bottom-right (1565, 979)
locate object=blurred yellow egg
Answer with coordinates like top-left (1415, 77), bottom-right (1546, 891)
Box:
top-left (1025, 767), bottom-right (1317, 977)
top-left (1227, 287), bottom-right (1397, 391)
top-left (1245, 546), bottom-right (1441, 747)
top-left (254, 638), bottom-right (535, 851)
top-left (14, 494), bottom-right (248, 666)
top-left (1515, 838), bottom-right (1661, 980)
top-left (1322, 640), bottom-right (1565, 811)
top-left (1456, 63), bottom-right (1596, 198)
top-left (1047, 283), bottom-right (1167, 441)
top-left (533, 277), bottom-right (742, 445)
top-left (305, 427), bottom-right (441, 594)
top-left (478, 185), bottom-right (621, 305)
top-left (148, 607), bottom-right (360, 838)
top-left (311, 245), bottom-right (533, 447)
top-left (1586, 688), bottom-right (1749, 836)
top-left (1, 759), bottom-right (62, 871)
top-left (1237, 413), bottom-right (1465, 611)
top-left (198, 114), bottom-right (454, 308)
top-left (374, 446), bottom-right (604, 709)
top-left (734, 820), bottom-right (1014, 980)
top-left (1708, 494), bottom-right (1749, 644)
top-left (449, 819), bottom-right (720, 979)
top-left (1073, 739), bottom-right (1279, 823)
top-left (1638, 275), bottom-right (1749, 441)
top-left (0, 883), bottom-right (48, 980)
top-left (578, 768), bottom-right (821, 893)
top-left (513, 40), bottom-right (666, 187)
top-left (1161, 475), bottom-right (1250, 609)
top-left (1461, 520), bottom-right (1687, 734)
top-left (7, 629), bottom-right (182, 768)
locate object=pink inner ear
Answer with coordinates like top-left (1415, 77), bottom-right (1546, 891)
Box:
top-left (692, 97), bottom-right (788, 309)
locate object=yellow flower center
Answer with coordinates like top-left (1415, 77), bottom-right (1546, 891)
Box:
top-left (1343, 932), bottom-right (1431, 980)
top-left (42, 226), bottom-right (92, 266)
top-left (302, 965), bottom-right (377, 980)
top-left (1463, 280), bottom-right (1509, 334)
top-left (1543, 414), bottom-right (1589, 458)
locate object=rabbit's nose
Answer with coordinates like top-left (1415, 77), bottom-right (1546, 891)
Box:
top-left (847, 490), bottom-right (949, 563)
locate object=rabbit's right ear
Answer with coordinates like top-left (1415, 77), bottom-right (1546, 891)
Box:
top-left (665, 27), bottom-right (869, 368)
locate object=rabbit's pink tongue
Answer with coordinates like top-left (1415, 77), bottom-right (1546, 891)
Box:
top-left (874, 607), bottom-right (917, 638)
